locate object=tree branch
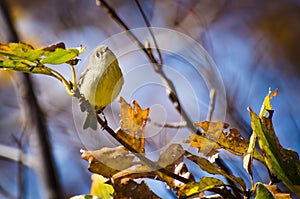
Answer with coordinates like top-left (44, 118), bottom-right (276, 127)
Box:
top-left (74, 89), bottom-right (191, 184)
top-left (96, 0), bottom-right (201, 135)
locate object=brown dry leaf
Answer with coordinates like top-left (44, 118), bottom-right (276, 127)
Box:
top-left (185, 121), bottom-right (264, 163)
top-left (265, 184), bottom-right (292, 199)
top-left (112, 144), bottom-right (190, 190)
top-left (117, 97), bottom-right (150, 154)
top-left (155, 144), bottom-right (192, 189)
top-left (113, 179), bottom-right (161, 199)
top-left (81, 147), bottom-right (135, 178)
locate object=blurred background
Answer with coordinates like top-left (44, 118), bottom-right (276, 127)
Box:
top-left (0, 0), bottom-right (300, 198)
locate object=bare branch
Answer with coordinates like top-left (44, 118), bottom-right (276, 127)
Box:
top-left (147, 118), bottom-right (186, 129)
top-left (96, 0), bottom-right (200, 135)
top-left (207, 89), bottom-right (216, 121)
top-left (0, 144), bottom-right (34, 167)
top-left (134, 0), bottom-right (163, 64)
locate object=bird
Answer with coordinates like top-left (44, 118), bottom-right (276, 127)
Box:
top-left (77, 45), bottom-right (124, 130)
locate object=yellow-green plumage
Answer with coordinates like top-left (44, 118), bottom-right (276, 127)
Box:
top-left (78, 45), bottom-right (124, 130)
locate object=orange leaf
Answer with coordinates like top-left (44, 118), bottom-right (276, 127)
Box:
top-left (117, 97), bottom-right (149, 154)
top-left (185, 121), bottom-right (264, 162)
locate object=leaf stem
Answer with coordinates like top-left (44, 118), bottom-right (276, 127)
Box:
top-left (69, 64), bottom-right (77, 90)
top-left (48, 67), bottom-right (74, 96)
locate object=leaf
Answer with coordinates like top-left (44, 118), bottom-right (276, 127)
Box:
top-left (244, 88), bottom-right (278, 189)
top-left (113, 179), bottom-right (161, 199)
top-left (81, 147), bottom-right (135, 178)
top-left (264, 184), bottom-right (292, 199)
top-left (185, 121), bottom-right (264, 163)
top-left (187, 154), bottom-right (246, 191)
top-left (112, 164), bottom-right (155, 181)
top-left (0, 43), bottom-right (43, 61)
top-left (0, 59), bottom-right (54, 76)
top-left (249, 107), bottom-right (300, 196)
top-left (40, 48), bottom-right (79, 64)
top-left (155, 144), bottom-right (189, 189)
top-left (90, 174), bottom-right (114, 199)
top-left (70, 195), bottom-right (102, 199)
top-left (43, 42), bottom-right (66, 51)
top-left (177, 176), bottom-right (225, 198)
top-left (254, 183), bottom-right (292, 199)
top-left (243, 132), bottom-right (256, 188)
top-left (259, 88), bottom-right (278, 118)
top-left (0, 42), bottom-right (83, 75)
top-left (157, 144), bottom-right (185, 168)
top-left (112, 144), bottom-right (188, 189)
top-left (255, 183), bottom-right (275, 199)
top-left (117, 97), bottom-right (149, 154)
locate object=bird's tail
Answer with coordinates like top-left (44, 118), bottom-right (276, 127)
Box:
top-left (83, 111), bottom-right (98, 130)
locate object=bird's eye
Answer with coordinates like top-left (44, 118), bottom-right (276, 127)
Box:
top-left (95, 51), bottom-right (101, 58)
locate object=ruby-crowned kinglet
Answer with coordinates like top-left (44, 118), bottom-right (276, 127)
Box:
top-left (78, 45), bottom-right (124, 130)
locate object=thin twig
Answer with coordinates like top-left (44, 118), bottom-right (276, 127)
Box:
top-left (0, 144), bottom-right (33, 167)
top-left (96, 0), bottom-right (200, 135)
top-left (134, 0), bottom-right (163, 64)
top-left (147, 118), bottom-right (186, 129)
top-left (97, 115), bottom-right (191, 184)
top-left (207, 89), bottom-right (216, 121)
top-left (74, 90), bottom-right (191, 184)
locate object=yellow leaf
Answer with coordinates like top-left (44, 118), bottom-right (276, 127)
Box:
top-left (259, 88), bottom-right (278, 118)
top-left (187, 154), bottom-right (246, 191)
top-left (177, 177), bottom-right (225, 198)
top-left (117, 97), bottom-right (149, 154)
top-left (90, 174), bottom-right (114, 199)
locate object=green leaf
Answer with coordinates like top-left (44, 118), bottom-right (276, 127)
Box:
top-left (0, 42), bottom-right (82, 72)
top-left (187, 154), bottom-right (246, 191)
top-left (41, 48), bottom-right (79, 64)
top-left (177, 176), bottom-right (225, 198)
top-left (249, 108), bottom-right (300, 196)
top-left (255, 183), bottom-right (275, 199)
top-left (0, 59), bottom-right (54, 76)
top-left (244, 88), bottom-right (278, 190)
